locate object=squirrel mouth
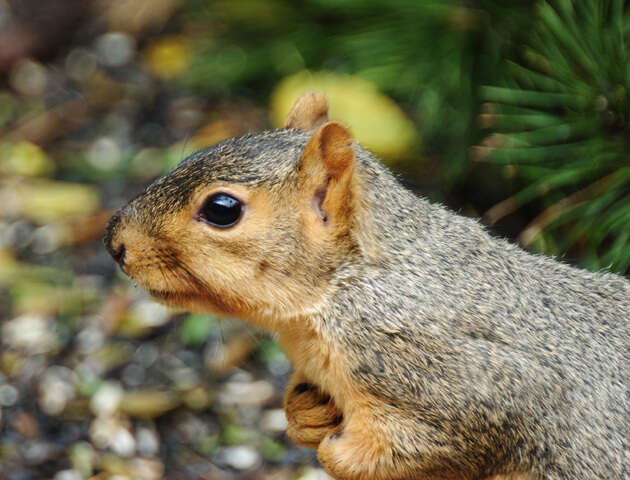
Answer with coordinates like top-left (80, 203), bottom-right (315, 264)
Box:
top-left (147, 287), bottom-right (232, 316)
top-left (147, 281), bottom-right (236, 317)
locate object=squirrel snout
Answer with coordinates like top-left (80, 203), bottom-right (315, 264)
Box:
top-left (109, 242), bottom-right (126, 266)
top-left (104, 211), bottom-right (127, 267)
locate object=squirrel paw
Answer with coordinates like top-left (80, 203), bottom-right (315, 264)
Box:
top-left (284, 382), bottom-right (343, 449)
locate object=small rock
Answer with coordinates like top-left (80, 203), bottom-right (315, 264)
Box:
top-left (89, 342), bottom-right (133, 373)
top-left (171, 367), bottom-right (200, 389)
top-left (128, 458), bottom-right (164, 479)
top-left (119, 389), bottom-right (179, 419)
top-left (22, 440), bottom-right (53, 465)
top-left (121, 363), bottom-right (145, 387)
top-left (65, 48), bottom-right (98, 82)
top-left (260, 408), bottom-right (288, 433)
top-left (90, 382), bottom-right (123, 416)
top-left (183, 386), bottom-right (211, 410)
top-left (69, 442), bottom-right (95, 478)
top-left (0, 384), bottom-right (19, 406)
top-left (175, 414), bottom-right (211, 442)
top-left (11, 412), bottom-right (39, 438)
top-left (131, 300), bottom-right (170, 328)
top-left (30, 225), bottom-right (65, 254)
top-left (110, 425), bottom-right (136, 457)
top-left (2, 315), bottom-right (59, 354)
top-left (39, 366), bottom-right (75, 416)
top-left (298, 468), bottom-right (334, 480)
top-left (133, 343), bottom-right (158, 367)
top-left (95, 32), bottom-right (136, 67)
top-left (2, 141), bottom-right (55, 178)
top-left (9, 59), bottom-right (48, 96)
top-left (218, 380), bottom-right (274, 406)
top-left (217, 445), bottom-right (261, 471)
top-left (87, 137), bottom-right (122, 171)
top-left (76, 326), bottom-right (105, 354)
top-left (89, 416), bottom-right (135, 456)
top-left (1, 220), bottom-right (32, 249)
top-left (53, 469), bottom-right (82, 480)
top-left (136, 426), bottom-right (159, 457)
top-left (227, 370), bottom-right (253, 383)
top-left (21, 356), bottom-right (48, 381)
top-left (89, 416), bottom-right (118, 449)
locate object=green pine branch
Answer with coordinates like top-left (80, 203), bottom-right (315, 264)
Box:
top-left (479, 0), bottom-right (630, 274)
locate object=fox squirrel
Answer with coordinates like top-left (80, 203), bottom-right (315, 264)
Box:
top-left (104, 93), bottom-right (629, 480)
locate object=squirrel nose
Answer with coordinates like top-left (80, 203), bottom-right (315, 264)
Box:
top-left (104, 210), bottom-right (126, 266)
top-left (110, 243), bottom-right (126, 266)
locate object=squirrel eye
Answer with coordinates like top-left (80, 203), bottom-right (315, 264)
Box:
top-left (198, 193), bottom-right (242, 228)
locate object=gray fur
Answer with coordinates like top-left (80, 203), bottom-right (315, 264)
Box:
top-left (322, 141), bottom-right (630, 479)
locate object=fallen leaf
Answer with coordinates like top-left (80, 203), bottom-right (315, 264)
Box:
top-left (270, 70), bottom-right (418, 160)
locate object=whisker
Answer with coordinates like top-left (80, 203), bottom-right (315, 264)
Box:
top-left (166, 254), bottom-right (223, 316)
top-left (162, 254), bottom-right (207, 307)
top-left (162, 251), bottom-right (229, 367)
top-left (241, 323), bottom-right (264, 348)
top-left (168, 253), bottom-right (213, 294)
top-left (158, 251), bottom-right (227, 360)
top-left (169, 254), bottom-right (266, 358)
top-left (179, 131), bottom-right (191, 163)
top-left (157, 255), bottom-right (189, 300)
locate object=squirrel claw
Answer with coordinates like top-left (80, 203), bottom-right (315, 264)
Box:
top-left (284, 381), bottom-right (343, 449)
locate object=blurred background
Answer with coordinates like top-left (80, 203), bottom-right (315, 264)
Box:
top-left (1, 1), bottom-right (628, 479)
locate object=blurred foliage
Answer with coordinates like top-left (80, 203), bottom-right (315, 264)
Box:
top-left (478, 0), bottom-right (630, 273)
top-left (179, 0), bottom-right (512, 184)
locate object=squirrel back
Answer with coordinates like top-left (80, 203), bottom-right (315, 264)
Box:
top-left (105, 93), bottom-right (629, 479)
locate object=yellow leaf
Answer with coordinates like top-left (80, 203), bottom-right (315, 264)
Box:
top-left (144, 36), bottom-right (191, 80)
top-left (270, 71), bottom-right (418, 160)
top-left (120, 390), bottom-right (180, 418)
top-left (0, 141), bottom-right (55, 177)
top-left (0, 178), bottom-right (100, 224)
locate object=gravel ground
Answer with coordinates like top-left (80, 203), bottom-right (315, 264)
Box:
top-left (0, 292), bottom-right (327, 479)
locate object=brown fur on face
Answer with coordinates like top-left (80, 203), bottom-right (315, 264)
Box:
top-left (104, 112), bottom-right (365, 330)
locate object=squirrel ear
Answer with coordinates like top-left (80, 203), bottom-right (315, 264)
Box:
top-left (301, 121), bottom-right (354, 181)
top-left (299, 121), bottom-right (356, 225)
top-left (284, 92), bottom-right (329, 131)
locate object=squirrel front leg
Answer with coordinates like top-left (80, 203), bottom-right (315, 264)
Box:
top-left (316, 409), bottom-right (534, 480)
top-left (284, 372), bottom-right (344, 449)
top-left (316, 407), bottom-right (420, 480)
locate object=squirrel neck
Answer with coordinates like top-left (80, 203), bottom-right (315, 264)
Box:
top-left (337, 149), bottom-right (432, 277)
top-left (274, 155), bottom-right (433, 403)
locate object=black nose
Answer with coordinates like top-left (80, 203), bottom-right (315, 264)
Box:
top-left (110, 243), bottom-right (126, 265)
top-left (104, 211), bottom-right (126, 266)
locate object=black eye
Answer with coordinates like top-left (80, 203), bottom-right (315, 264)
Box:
top-left (198, 193), bottom-right (242, 228)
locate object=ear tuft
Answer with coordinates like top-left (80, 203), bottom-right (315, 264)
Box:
top-left (284, 92), bottom-right (329, 131)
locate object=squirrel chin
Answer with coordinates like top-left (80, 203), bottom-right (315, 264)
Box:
top-left (144, 286), bottom-right (235, 317)
top-left (145, 288), bottom-right (205, 312)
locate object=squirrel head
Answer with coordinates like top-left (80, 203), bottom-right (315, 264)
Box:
top-left (104, 93), bottom-right (375, 327)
